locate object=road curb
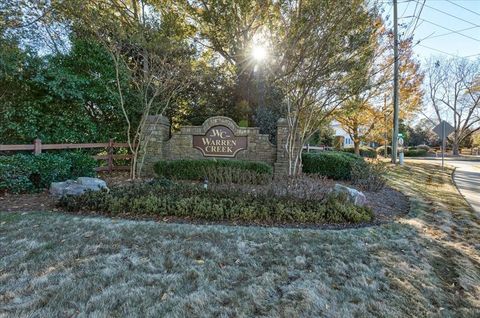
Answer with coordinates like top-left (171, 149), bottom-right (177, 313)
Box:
top-left (450, 167), bottom-right (477, 213)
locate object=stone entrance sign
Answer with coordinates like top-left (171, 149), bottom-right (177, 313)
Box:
top-left (140, 115), bottom-right (294, 177)
top-left (193, 125), bottom-right (247, 157)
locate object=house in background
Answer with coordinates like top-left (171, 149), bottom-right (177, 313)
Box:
top-left (330, 120), bottom-right (354, 148)
top-left (330, 120), bottom-right (378, 149)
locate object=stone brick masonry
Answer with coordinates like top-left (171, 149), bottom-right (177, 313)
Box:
top-left (140, 115), bottom-right (292, 177)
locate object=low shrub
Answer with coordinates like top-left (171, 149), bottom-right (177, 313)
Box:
top-left (416, 144), bottom-right (431, 151)
top-left (62, 152), bottom-right (98, 177)
top-left (0, 152), bottom-right (96, 193)
top-left (377, 146), bottom-right (428, 157)
top-left (267, 174), bottom-right (333, 201)
top-left (0, 156), bottom-right (36, 193)
top-left (302, 151), bottom-right (365, 180)
top-left (202, 166), bottom-right (271, 185)
top-left (26, 154), bottom-right (71, 189)
top-left (351, 160), bottom-right (387, 192)
top-left (404, 149), bottom-right (428, 157)
top-left (58, 180), bottom-right (373, 224)
top-left (154, 159), bottom-right (273, 184)
top-left (376, 146), bottom-right (392, 157)
top-left (210, 174), bottom-right (334, 201)
top-left (342, 147), bottom-right (377, 158)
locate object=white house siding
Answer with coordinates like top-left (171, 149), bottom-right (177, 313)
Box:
top-left (330, 120), bottom-right (354, 148)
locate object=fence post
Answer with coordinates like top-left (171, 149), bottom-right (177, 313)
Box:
top-left (33, 138), bottom-right (42, 155)
top-left (108, 139), bottom-right (114, 173)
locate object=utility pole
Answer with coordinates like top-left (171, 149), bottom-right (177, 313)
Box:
top-left (392, 0), bottom-right (400, 164)
top-left (384, 95), bottom-right (388, 157)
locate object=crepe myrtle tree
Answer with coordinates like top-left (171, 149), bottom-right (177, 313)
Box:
top-left (110, 48), bottom-right (191, 179)
top-left (427, 57), bottom-right (480, 155)
top-left (272, 0), bottom-right (378, 174)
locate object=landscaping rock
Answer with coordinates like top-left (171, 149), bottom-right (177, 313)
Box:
top-left (50, 177), bottom-right (108, 197)
top-left (77, 177), bottom-right (107, 189)
top-left (49, 180), bottom-right (75, 197)
top-left (62, 183), bottom-right (92, 196)
top-left (333, 184), bottom-right (367, 207)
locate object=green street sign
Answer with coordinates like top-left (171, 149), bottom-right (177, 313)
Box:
top-left (398, 133), bottom-right (403, 137)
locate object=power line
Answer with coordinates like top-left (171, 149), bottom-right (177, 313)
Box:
top-left (379, 0), bottom-right (411, 3)
top-left (404, 0), bottom-right (426, 39)
top-left (464, 52), bottom-right (480, 58)
top-left (417, 44), bottom-right (463, 57)
top-left (415, 31), bottom-right (436, 44)
top-left (427, 26), bottom-right (480, 39)
top-left (381, 1), bottom-right (479, 60)
top-left (419, 18), bottom-right (480, 43)
top-left (405, 1), bottom-right (480, 58)
top-left (417, 44), bottom-right (480, 58)
top-left (400, 0), bottom-right (412, 19)
top-left (391, 1), bottom-right (426, 41)
top-left (402, 0), bottom-right (420, 34)
top-left (414, 0), bottom-right (480, 27)
top-left (445, 0), bottom-right (480, 18)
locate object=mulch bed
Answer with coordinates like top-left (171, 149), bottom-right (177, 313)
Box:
top-left (0, 172), bottom-right (130, 213)
top-left (0, 192), bottom-right (57, 212)
top-left (364, 186), bottom-right (410, 223)
top-left (0, 173), bottom-right (410, 230)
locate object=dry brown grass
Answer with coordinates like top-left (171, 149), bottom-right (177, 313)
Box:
top-left (0, 162), bottom-right (479, 317)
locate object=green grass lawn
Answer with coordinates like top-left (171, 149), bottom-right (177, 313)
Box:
top-left (1, 163), bottom-right (479, 317)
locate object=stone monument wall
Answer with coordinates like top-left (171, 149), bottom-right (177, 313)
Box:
top-left (140, 115), bottom-right (292, 177)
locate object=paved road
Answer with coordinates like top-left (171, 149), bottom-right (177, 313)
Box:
top-left (410, 158), bottom-right (480, 214)
top-left (448, 160), bottom-right (480, 214)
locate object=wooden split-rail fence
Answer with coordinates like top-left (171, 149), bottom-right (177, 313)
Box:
top-left (0, 138), bottom-right (133, 173)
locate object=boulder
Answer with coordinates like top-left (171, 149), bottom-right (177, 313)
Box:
top-left (49, 180), bottom-right (74, 197)
top-left (61, 183), bottom-right (92, 196)
top-left (50, 177), bottom-right (108, 197)
top-left (77, 177), bottom-right (107, 189)
top-left (333, 184), bottom-right (367, 207)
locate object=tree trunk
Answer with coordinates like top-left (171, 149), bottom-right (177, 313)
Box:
top-left (289, 147), bottom-right (303, 176)
top-left (286, 130), bottom-right (303, 176)
top-left (234, 61), bottom-right (254, 122)
top-left (452, 142), bottom-right (459, 156)
top-left (354, 141), bottom-right (360, 155)
top-left (353, 127), bottom-right (361, 155)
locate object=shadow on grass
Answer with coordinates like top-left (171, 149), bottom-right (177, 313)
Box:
top-left (376, 162), bottom-right (480, 315)
top-left (0, 162), bottom-right (479, 317)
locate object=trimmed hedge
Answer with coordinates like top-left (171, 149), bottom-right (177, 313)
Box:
top-left (59, 180), bottom-right (374, 224)
top-left (154, 159), bottom-right (273, 181)
top-left (404, 149), bottom-right (428, 157)
top-left (302, 151), bottom-right (365, 180)
top-left (0, 152), bottom-right (96, 193)
top-left (342, 147), bottom-right (377, 158)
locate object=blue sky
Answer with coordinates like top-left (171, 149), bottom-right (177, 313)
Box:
top-left (383, 0), bottom-right (480, 61)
